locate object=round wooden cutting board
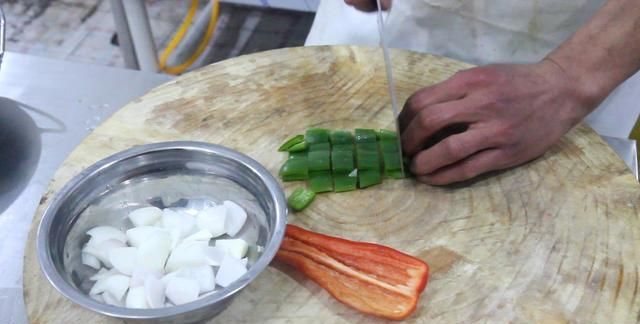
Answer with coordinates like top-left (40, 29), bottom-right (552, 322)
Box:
top-left (23, 46), bottom-right (640, 323)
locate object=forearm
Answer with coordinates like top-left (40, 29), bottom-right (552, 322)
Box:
top-left (547, 0), bottom-right (640, 111)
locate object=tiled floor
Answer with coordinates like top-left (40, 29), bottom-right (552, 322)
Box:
top-left (2, 0), bottom-right (314, 70)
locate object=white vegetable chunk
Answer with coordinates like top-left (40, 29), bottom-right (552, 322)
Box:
top-left (165, 277), bottom-right (199, 305)
top-left (177, 266), bottom-right (215, 293)
top-left (215, 239), bottom-right (248, 259)
top-left (90, 293), bottom-right (104, 303)
top-left (130, 268), bottom-right (162, 288)
top-left (126, 286), bottom-right (149, 309)
top-left (204, 246), bottom-right (226, 266)
top-left (196, 205), bottom-right (227, 238)
top-left (215, 254), bottom-right (247, 288)
top-left (162, 209), bottom-right (196, 239)
top-left (223, 201), bottom-right (247, 236)
top-left (108, 247), bottom-right (138, 275)
top-left (89, 268), bottom-right (114, 281)
top-left (90, 273), bottom-right (130, 301)
top-left (137, 231), bottom-right (172, 272)
top-left (161, 271), bottom-right (178, 286)
top-left (82, 252), bottom-right (101, 269)
top-left (164, 241), bottom-right (208, 272)
top-left (83, 239), bottom-right (126, 268)
top-left (144, 276), bottom-right (166, 309)
top-left (182, 229), bottom-right (213, 244)
top-left (103, 291), bottom-right (125, 307)
top-left (128, 206), bottom-right (162, 227)
top-left (86, 226), bottom-right (127, 245)
top-left (184, 198), bottom-right (216, 215)
top-left (126, 226), bottom-right (168, 248)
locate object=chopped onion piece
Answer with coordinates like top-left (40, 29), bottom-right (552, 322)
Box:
top-left (215, 239), bottom-right (248, 259)
top-left (83, 239), bottom-right (126, 268)
top-left (89, 268), bottom-right (114, 281)
top-left (90, 273), bottom-right (130, 301)
top-left (137, 231), bottom-right (172, 272)
top-left (103, 291), bottom-right (124, 307)
top-left (196, 205), bottom-right (227, 238)
top-left (126, 286), bottom-right (149, 309)
top-left (204, 246), bottom-right (226, 266)
top-left (86, 226), bottom-right (127, 245)
top-left (162, 209), bottom-right (196, 239)
top-left (82, 252), bottom-right (101, 269)
top-left (165, 241), bottom-right (208, 272)
top-left (182, 229), bottom-right (213, 244)
top-left (215, 254), bottom-right (247, 288)
top-left (177, 266), bottom-right (215, 293)
top-left (126, 226), bottom-right (168, 248)
top-left (144, 276), bottom-right (166, 308)
top-left (128, 206), bottom-right (162, 227)
top-left (90, 293), bottom-right (104, 303)
top-left (108, 247), bottom-right (138, 275)
top-left (165, 277), bottom-right (199, 305)
top-left (130, 268), bottom-right (162, 288)
top-left (223, 201), bottom-right (247, 236)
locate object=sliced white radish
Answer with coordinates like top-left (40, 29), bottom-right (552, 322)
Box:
top-left (196, 205), bottom-right (227, 238)
top-left (177, 265), bottom-right (215, 293)
top-left (215, 239), bottom-right (248, 259)
top-left (108, 247), bottom-right (138, 275)
top-left (144, 276), bottom-right (166, 308)
top-left (128, 206), bottom-right (162, 227)
top-left (169, 228), bottom-right (182, 250)
top-left (223, 201), bottom-right (247, 236)
top-left (89, 268), bottom-right (114, 281)
top-left (216, 254), bottom-right (247, 288)
top-left (83, 239), bottom-right (126, 268)
top-left (82, 252), bottom-right (101, 269)
top-left (103, 291), bottom-right (125, 307)
top-left (162, 209), bottom-right (196, 239)
top-left (130, 268), bottom-right (162, 288)
top-left (165, 277), bottom-right (199, 305)
top-left (161, 271), bottom-right (179, 286)
top-left (126, 286), bottom-right (149, 309)
top-left (204, 246), bottom-right (226, 266)
top-left (137, 230), bottom-right (172, 272)
top-left (164, 241), bottom-right (208, 272)
top-left (86, 226), bottom-right (127, 245)
top-left (90, 293), bottom-right (104, 303)
top-left (126, 226), bottom-right (168, 248)
top-left (90, 273), bottom-right (129, 300)
top-left (182, 229), bottom-right (213, 244)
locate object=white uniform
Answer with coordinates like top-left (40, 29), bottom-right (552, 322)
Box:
top-left (306, 0), bottom-right (640, 139)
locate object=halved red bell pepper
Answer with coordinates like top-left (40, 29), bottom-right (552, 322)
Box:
top-left (275, 225), bottom-right (429, 320)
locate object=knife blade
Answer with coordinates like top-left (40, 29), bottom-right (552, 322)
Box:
top-left (375, 1), bottom-right (405, 176)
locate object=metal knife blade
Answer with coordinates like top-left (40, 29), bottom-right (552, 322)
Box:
top-left (375, 2), bottom-right (405, 176)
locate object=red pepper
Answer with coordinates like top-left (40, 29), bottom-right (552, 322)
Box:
top-left (275, 225), bottom-right (429, 320)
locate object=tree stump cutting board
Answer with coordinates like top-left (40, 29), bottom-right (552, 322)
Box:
top-left (23, 46), bottom-right (640, 323)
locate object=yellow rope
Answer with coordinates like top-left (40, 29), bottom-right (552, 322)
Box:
top-left (158, 0), bottom-right (198, 71)
top-left (161, 0), bottom-right (220, 75)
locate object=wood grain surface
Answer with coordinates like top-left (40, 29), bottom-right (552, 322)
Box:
top-left (23, 46), bottom-right (640, 323)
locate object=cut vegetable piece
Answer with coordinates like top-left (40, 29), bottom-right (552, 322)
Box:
top-left (379, 139), bottom-right (399, 153)
top-left (144, 276), bottom-right (166, 308)
top-left (126, 226), bottom-right (168, 248)
top-left (309, 171), bottom-right (333, 193)
top-left (130, 268), bottom-right (162, 288)
top-left (333, 173), bottom-right (357, 192)
top-left (196, 205), bottom-right (227, 238)
top-left (382, 152), bottom-right (403, 172)
top-left (183, 229), bottom-right (214, 243)
top-left (275, 225), bottom-right (429, 321)
top-left (279, 158), bottom-right (309, 181)
top-left (215, 239), bottom-right (249, 259)
top-left (137, 230), bottom-right (172, 272)
top-left (166, 277), bottom-right (200, 305)
top-left (355, 128), bottom-right (377, 143)
top-left (223, 200), bottom-right (248, 236)
top-left (204, 246), bottom-right (226, 266)
top-left (287, 141), bottom-right (308, 152)
top-left (356, 149), bottom-right (380, 171)
top-left (82, 252), bottom-right (101, 270)
top-left (183, 198), bottom-right (216, 215)
top-left (83, 239), bottom-right (126, 269)
top-left (332, 143), bottom-right (353, 152)
top-left (103, 291), bottom-right (125, 307)
top-left (126, 286), bottom-right (149, 309)
top-left (90, 293), bottom-right (104, 303)
top-left (288, 151), bottom-right (307, 160)
top-left (162, 208), bottom-right (196, 239)
top-left (278, 134), bottom-right (304, 151)
top-left (177, 265), bottom-right (216, 293)
top-left (165, 241), bottom-right (208, 272)
top-left (108, 247), bottom-right (138, 275)
top-left (305, 128), bottom-right (330, 144)
top-left (359, 169), bottom-right (382, 188)
top-left (215, 254), bottom-right (248, 288)
top-left (386, 169), bottom-right (406, 179)
top-left (86, 226), bottom-right (127, 245)
top-left (308, 142), bottom-right (330, 152)
top-left (91, 273), bottom-right (130, 301)
top-left (287, 187), bottom-right (316, 212)
top-left (376, 129), bottom-right (398, 141)
top-left (330, 130), bottom-right (353, 145)
top-left (331, 150), bottom-right (354, 173)
top-left (308, 150), bottom-right (330, 171)
top-left (90, 268), bottom-right (112, 281)
top-left (128, 206), bottom-right (162, 227)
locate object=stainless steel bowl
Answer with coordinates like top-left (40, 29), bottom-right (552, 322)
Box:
top-left (37, 141), bottom-right (287, 323)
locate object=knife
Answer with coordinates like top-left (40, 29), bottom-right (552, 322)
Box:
top-left (375, 1), bottom-right (405, 176)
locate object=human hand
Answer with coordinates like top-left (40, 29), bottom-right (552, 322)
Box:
top-left (399, 60), bottom-right (599, 185)
top-left (343, 0), bottom-right (391, 12)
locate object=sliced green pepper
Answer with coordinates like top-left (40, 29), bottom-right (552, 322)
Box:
top-left (386, 170), bottom-right (406, 179)
top-left (288, 151), bottom-right (307, 160)
top-left (279, 158), bottom-right (308, 181)
top-left (357, 142), bottom-right (378, 152)
top-left (331, 150), bottom-right (354, 173)
top-left (334, 173), bottom-right (357, 192)
top-left (287, 141), bottom-right (308, 152)
top-left (309, 142), bottom-right (331, 152)
top-left (358, 169), bottom-right (382, 188)
top-left (330, 130), bottom-right (353, 145)
top-left (306, 128), bottom-right (330, 144)
top-left (332, 143), bottom-right (353, 152)
top-left (376, 129), bottom-right (398, 141)
top-left (355, 128), bottom-right (377, 143)
top-left (379, 139), bottom-right (399, 153)
top-left (356, 149), bottom-right (380, 170)
top-left (309, 171), bottom-right (333, 193)
top-left (287, 187), bottom-right (316, 211)
top-left (382, 151), bottom-right (403, 171)
top-left (278, 134), bottom-right (304, 151)
top-left (308, 150), bottom-right (330, 171)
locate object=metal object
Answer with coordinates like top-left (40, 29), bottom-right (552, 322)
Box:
top-left (115, 0), bottom-right (159, 72)
top-left (37, 141), bottom-right (287, 323)
top-left (602, 135), bottom-right (638, 180)
top-left (110, 0), bottom-right (139, 70)
top-left (375, 1), bottom-right (404, 175)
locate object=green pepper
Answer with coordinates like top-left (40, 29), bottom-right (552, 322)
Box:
top-left (382, 151), bottom-right (403, 171)
top-left (278, 134), bottom-right (304, 151)
top-left (358, 169), bottom-right (382, 188)
top-left (386, 170), bottom-right (406, 179)
top-left (287, 187), bottom-right (316, 211)
top-left (334, 173), bottom-right (357, 192)
top-left (288, 151), bottom-right (307, 160)
top-left (309, 142), bottom-right (331, 152)
top-left (308, 150), bottom-right (330, 171)
top-left (306, 128), bottom-right (330, 144)
top-left (379, 139), bottom-right (399, 153)
top-left (376, 129), bottom-right (398, 141)
top-left (330, 130), bottom-right (353, 145)
top-left (356, 149), bottom-right (380, 170)
top-left (309, 171), bottom-right (333, 193)
top-left (331, 150), bottom-right (354, 173)
top-left (279, 158), bottom-right (308, 181)
top-left (357, 142), bottom-right (378, 152)
top-left (355, 128), bottom-right (377, 143)
top-left (287, 141), bottom-right (308, 152)
top-left (332, 143), bottom-right (353, 152)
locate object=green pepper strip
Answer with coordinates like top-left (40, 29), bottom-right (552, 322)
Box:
top-left (334, 173), bottom-right (357, 192)
top-left (332, 143), bottom-right (353, 152)
top-left (306, 128), bottom-right (330, 144)
top-left (309, 171), bottom-right (333, 193)
top-left (376, 129), bottom-right (398, 141)
top-left (309, 142), bottom-right (331, 152)
top-left (278, 134), bottom-right (304, 151)
top-left (330, 130), bottom-right (353, 145)
top-left (279, 158), bottom-right (308, 181)
top-left (287, 187), bottom-right (316, 211)
top-left (308, 150), bottom-right (331, 171)
top-left (355, 128), bottom-right (377, 143)
top-left (288, 151), bottom-right (307, 160)
top-left (287, 141), bottom-right (308, 152)
top-left (359, 169), bottom-right (382, 188)
top-left (332, 150), bottom-right (354, 173)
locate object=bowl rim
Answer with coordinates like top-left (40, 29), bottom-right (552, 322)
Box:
top-left (36, 141), bottom-right (287, 320)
